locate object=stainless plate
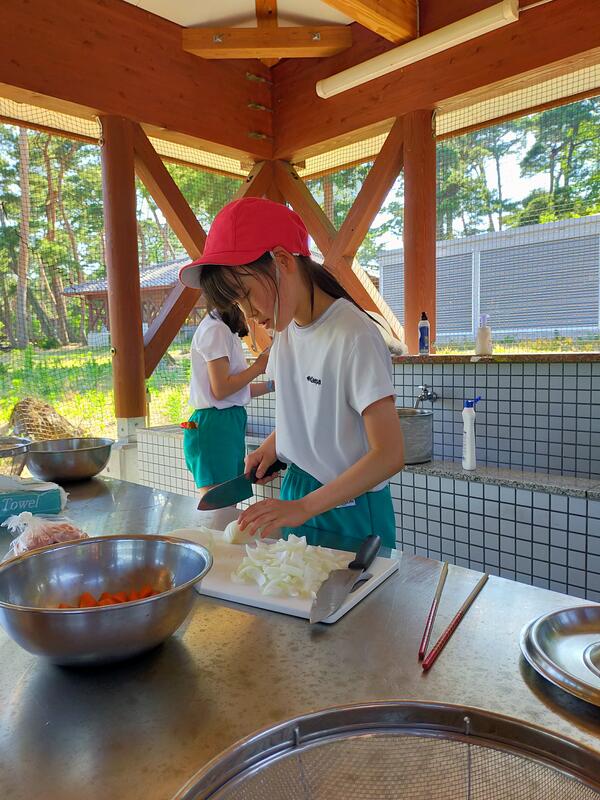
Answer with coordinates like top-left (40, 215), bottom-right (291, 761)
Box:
top-left (520, 605), bottom-right (600, 706)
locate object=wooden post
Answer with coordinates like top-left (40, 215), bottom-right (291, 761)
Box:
top-left (100, 115), bottom-right (147, 429)
top-left (273, 158), bottom-right (405, 340)
top-left (403, 109), bottom-right (436, 354)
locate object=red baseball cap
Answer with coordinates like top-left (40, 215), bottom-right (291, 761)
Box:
top-left (179, 197), bottom-right (310, 289)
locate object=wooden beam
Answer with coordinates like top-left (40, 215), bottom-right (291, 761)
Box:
top-left (138, 150), bottom-right (273, 372)
top-left (321, 0), bottom-right (417, 43)
top-left (273, 1), bottom-right (600, 160)
top-left (182, 25), bottom-right (352, 60)
top-left (273, 160), bottom-right (338, 256)
top-left (272, 159), bottom-right (404, 339)
top-left (2, 0), bottom-right (272, 160)
top-left (325, 117), bottom-right (404, 263)
top-left (234, 161), bottom-right (275, 353)
top-left (233, 161), bottom-right (275, 201)
top-left (403, 110), bottom-right (436, 354)
top-left (99, 116), bottom-right (146, 420)
top-left (132, 124), bottom-right (207, 260)
top-left (256, 0), bottom-right (280, 67)
top-left (132, 125), bottom-right (207, 377)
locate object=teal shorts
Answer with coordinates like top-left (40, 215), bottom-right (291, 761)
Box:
top-left (183, 406), bottom-right (247, 489)
top-left (280, 463), bottom-right (396, 553)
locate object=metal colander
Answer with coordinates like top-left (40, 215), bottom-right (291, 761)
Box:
top-left (173, 703), bottom-right (600, 800)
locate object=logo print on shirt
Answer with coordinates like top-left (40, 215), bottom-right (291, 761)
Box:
top-left (306, 375), bottom-right (322, 386)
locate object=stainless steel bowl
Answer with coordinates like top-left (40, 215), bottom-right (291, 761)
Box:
top-left (0, 535), bottom-right (212, 665)
top-left (26, 437), bottom-right (114, 481)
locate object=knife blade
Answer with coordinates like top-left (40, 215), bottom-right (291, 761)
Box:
top-left (197, 460), bottom-right (287, 510)
top-left (309, 534), bottom-right (381, 624)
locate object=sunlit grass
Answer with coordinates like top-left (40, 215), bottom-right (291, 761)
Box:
top-left (0, 343), bottom-right (193, 437)
top-left (436, 334), bottom-right (600, 355)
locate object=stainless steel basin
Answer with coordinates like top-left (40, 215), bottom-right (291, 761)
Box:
top-left (26, 437), bottom-right (113, 482)
top-left (0, 534), bottom-right (212, 665)
top-left (397, 408), bottom-right (432, 465)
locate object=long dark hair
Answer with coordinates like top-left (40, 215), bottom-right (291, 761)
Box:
top-left (210, 306), bottom-right (249, 338)
top-left (199, 252), bottom-right (365, 322)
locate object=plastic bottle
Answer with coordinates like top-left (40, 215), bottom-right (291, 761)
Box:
top-left (475, 314), bottom-right (493, 356)
top-left (418, 312), bottom-right (430, 355)
top-left (462, 396), bottom-right (482, 471)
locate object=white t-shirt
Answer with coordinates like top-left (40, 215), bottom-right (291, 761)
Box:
top-left (267, 298), bottom-right (395, 490)
top-left (189, 314), bottom-right (251, 410)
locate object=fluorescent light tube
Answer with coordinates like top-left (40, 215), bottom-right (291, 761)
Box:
top-left (316, 0), bottom-right (519, 99)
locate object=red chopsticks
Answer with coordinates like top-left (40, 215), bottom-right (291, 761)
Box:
top-left (420, 568), bottom-right (488, 671)
top-left (418, 562), bottom-right (448, 660)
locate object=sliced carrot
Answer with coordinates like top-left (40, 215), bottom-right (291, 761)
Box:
top-left (150, 590), bottom-right (162, 596)
top-left (99, 592), bottom-right (113, 601)
top-left (58, 602), bottom-right (74, 609)
top-left (78, 592), bottom-right (98, 608)
top-left (111, 592), bottom-right (128, 603)
top-left (127, 590), bottom-right (139, 602)
top-left (98, 597), bottom-right (117, 606)
top-left (138, 585), bottom-right (153, 599)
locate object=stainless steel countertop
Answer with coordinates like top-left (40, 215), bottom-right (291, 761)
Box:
top-left (1, 477), bottom-right (599, 799)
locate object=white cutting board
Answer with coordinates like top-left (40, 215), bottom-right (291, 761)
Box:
top-left (169, 528), bottom-right (399, 623)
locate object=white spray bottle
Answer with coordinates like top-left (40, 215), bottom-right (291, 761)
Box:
top-left (462, 396), bottom-right (482, 471)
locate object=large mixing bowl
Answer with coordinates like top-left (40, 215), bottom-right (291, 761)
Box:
top-left (0, 535), bottom-right (212, 665)
top-left (26, 437), bottom-right (113, 481)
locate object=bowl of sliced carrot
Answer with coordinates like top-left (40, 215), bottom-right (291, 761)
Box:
top-left (0, 534), bottom-right (212, 665)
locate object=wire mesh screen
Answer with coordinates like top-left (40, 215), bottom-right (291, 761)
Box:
top-left (0, 105), bottom-right (241, 439)
top-left (188, 733), bottom-right (600, 800)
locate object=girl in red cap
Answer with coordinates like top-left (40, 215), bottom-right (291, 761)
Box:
top-left (183, 305), bottom-right (273, 529)
top-left (180, 197), bottom-right (404, 552)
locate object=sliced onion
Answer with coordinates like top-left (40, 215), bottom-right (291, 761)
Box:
top-left (231, 535), bottom-right (347, 599)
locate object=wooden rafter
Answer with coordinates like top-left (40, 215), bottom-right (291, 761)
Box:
top-left (2, 0), bottom-right (273, 161)
top-left (183, 25), bottom-right (352, 60)
top-left (321, 0), bottom-right (417, 43)
top-left (256, 0), bottom-right (280, 67)
top-left (325, 117), bottom-right (404, 263)
top-left (132, 124), bottom-right (207, 378)
top-left (273, 0), bottom-right (600, 160)
top-left (272, 158), bottom-right (404, 340)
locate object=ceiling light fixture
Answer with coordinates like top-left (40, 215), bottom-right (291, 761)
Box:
top-left (316, 0), bottom-right (519, 99)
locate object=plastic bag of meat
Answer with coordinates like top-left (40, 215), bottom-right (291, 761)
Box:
top-left (1, 511), bottom-right (88, 562)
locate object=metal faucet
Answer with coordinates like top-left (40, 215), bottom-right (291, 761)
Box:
top-left (414, 384), bottom-right (438, 409)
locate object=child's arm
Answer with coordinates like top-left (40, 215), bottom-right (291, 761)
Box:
top-left (207, 351), bottom-right (268, 401)
top-left (250, 380), bottom-right (275, 398)
top-left (238, 396), bottom-right (404, 537)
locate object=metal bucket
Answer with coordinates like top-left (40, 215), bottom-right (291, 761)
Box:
top-left (173, 702), bottom-right (600, 800)
top-left (397, 408), bottom-right (433, 464)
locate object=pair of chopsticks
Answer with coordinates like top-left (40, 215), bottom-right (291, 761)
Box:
top-left (418, 562), bottom-right (488, 671)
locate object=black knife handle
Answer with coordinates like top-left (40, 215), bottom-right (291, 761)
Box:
top-left (349, 534), bottom-right (381, 571)
top-left (248, 459), bottom-right (287, 483)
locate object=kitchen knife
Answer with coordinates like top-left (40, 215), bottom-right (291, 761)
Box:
top-left (197, 460), bottom-right (287, 510)
top-left (309, 534), bottom-right (381, 624)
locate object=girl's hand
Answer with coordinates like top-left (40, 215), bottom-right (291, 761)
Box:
top-left (238, 498), bottom-right (310, 538)
top-left (254, 348), bottom-right (270, 375)
top-left (245, 436), bottom-right (277, 481)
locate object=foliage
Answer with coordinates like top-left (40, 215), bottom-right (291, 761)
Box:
top-left (305, 97), bottom-right (599, 250)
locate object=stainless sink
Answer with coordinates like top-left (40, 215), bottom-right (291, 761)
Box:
top-left (397, 408), bottom-right (433, 464)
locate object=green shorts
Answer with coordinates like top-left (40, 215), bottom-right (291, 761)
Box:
top-left (280, 463), bottom-right (396, 553)
top-left (183, 406), bottom-right (247, 489)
